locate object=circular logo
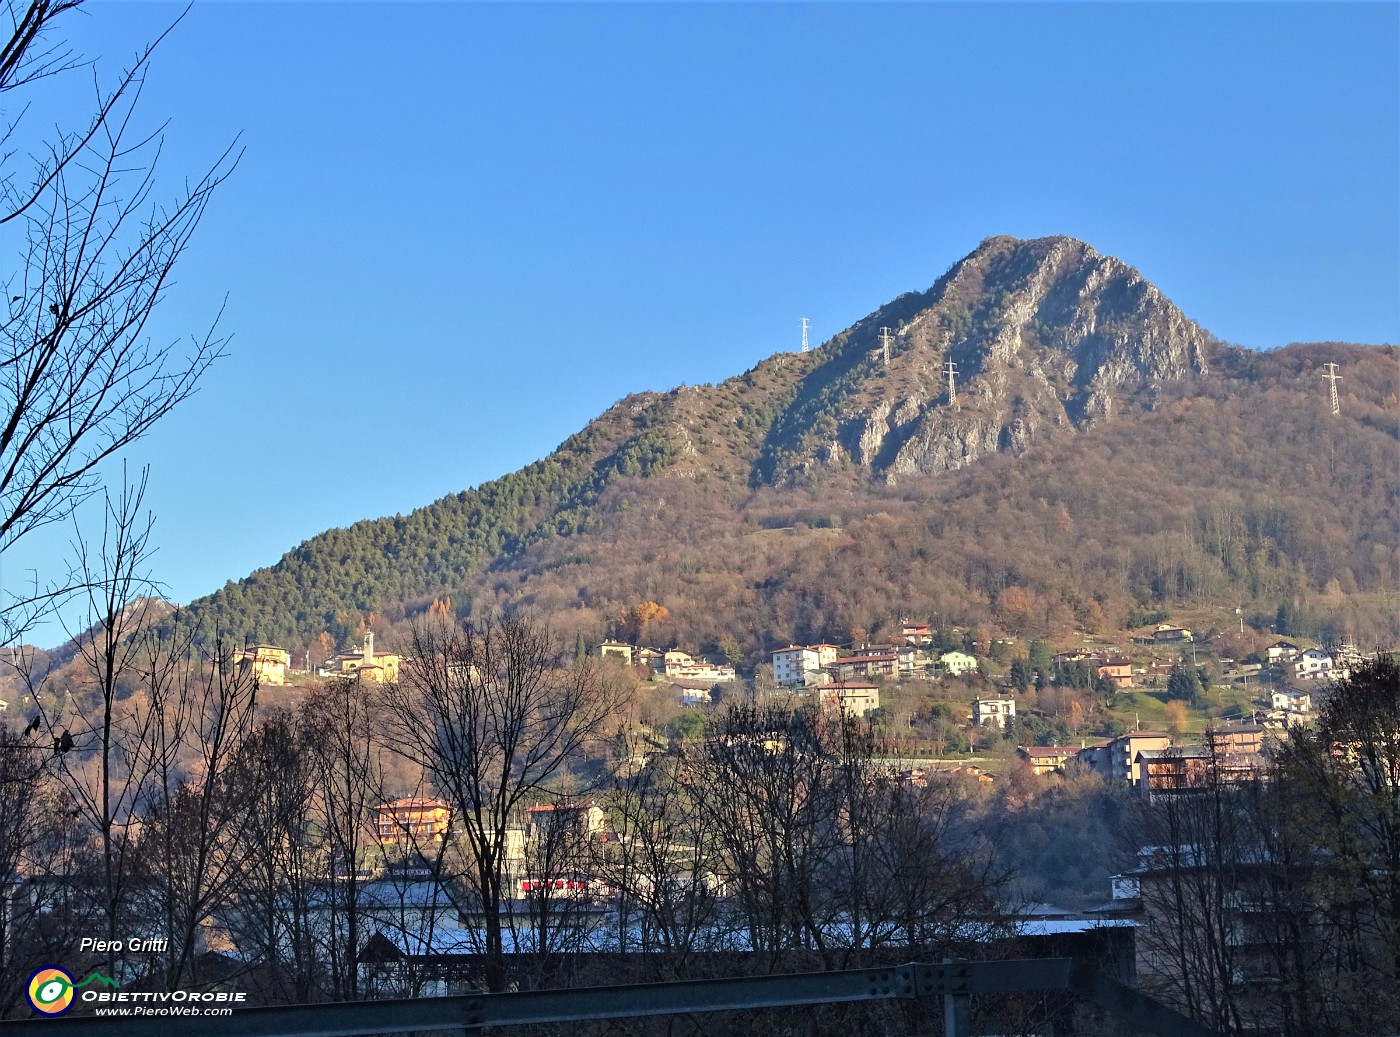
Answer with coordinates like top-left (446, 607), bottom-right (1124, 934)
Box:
top-left (27, 966), bottom-right (75, 1015)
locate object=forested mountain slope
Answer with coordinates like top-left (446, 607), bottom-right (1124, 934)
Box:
top-left (180, 237), bottom-right (1397, 655)
top-left (477, 340), bottom-right (1397, 661)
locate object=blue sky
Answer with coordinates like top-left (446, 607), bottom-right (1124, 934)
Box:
top-left (3, 1), bottom-right (1397, 645)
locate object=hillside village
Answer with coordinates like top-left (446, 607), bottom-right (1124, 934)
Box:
top-left (223, 609), bottom-right (1371, 800)
top-left (0, 0), bottom-right (1393, 1026)
top-left (153, 623), bottom-right (1390, 1025)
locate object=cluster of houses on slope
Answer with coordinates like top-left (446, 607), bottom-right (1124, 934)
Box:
top-left (1015, 721), bottom-right (1270, 799)
top-left (231, 632), bottom-right (402, 686)
top-left (1264, 638), bottom-right (1355, 683)
top-left (771, 636), bottom-right (978, 688)
top-left (596, 642), bottom-right (737, 684)
top-left (598, 639), bottom-right (886, 716)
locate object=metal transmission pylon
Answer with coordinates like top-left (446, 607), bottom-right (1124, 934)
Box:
top-left (1322, 362), bottom-right (1341, 415)
top-left (945, 357), bottom-right (959, 405)
top-left (800, 316), bottom-right (810, 353)
top-left (879, 326), bottom-right (892, 365)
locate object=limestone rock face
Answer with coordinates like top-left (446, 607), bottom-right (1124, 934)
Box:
top-left (753, 235), bottom-right (1216, 486)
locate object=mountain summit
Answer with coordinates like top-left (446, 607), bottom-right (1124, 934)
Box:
top-left (178, 236), bottom-right (1392, 652)
top-left (749, 234), bottom-right (1215, 485)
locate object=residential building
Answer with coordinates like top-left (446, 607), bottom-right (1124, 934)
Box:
top-left (1078, 731), bottom-right (1171, 784)
top-left (817, 682), bottom-right (880, 717)
top-left (374, 798), bottom-right (451, 845)
top-left (1111, 732), bottom-right (1171, 784)
top-left (663, 651), bottom-right (736, 682)
top-left (232, 644), bottom-right (290, 686)
top-left (973, 697), bottom-right (1016, 729)
top-left (673, 682), bottom-right (712, 705)
top-left (663, 649), bottom-right (695, 672)
top-left (901, 622), bottom-right (932, 645)
top-left (1076, 740), bottom-right (1112, 775)
top-left (896, 644), bottom-right (928, 677)
top-left (1136, 744), bottom-right (1268, 799)
top-left (771, 646), bottom-right (820, 686)
top-left (1135, 747), bottom-right (1211, 797)
top-left (1151, 625), bottom-right (1193, 644)
top-left (1293, 648), bottom-right (1334, 682)
top-left (1271, 689), bottom-right (1312, 714)
top-left (1206, 722), bottom-right (1266, 756)
top-left (1266, 640), bottom-right (1301, 663)
top-left (1016, 745), bottom-right (1078, 776)
top-left (525, 803), bottom-right (605, 844)
top-left (939, 650), bottom-right (979, 677)
top-left (1333, 640), bottom-right (1365, 672)
top-left (829, 652), bottom-right (897, 682)
top-left (597, 641), bottom-right (634, 665)
top-left (1097, 658), bottom-right (1134, 688)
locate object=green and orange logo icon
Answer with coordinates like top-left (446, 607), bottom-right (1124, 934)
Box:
top-left (26, 966), bottom-right (75, 1015)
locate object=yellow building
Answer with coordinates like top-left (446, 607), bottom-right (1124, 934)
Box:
top-left (597, 641), bottom-right (635, 665)
top-left (232, 644), bottom-right (290, 686)
top-left (325, 632), bottom-right (401, 683)
top-left (374, 797), bottom-right (451, 844)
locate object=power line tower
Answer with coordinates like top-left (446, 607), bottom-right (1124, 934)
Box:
top-left (1322, 362), bottom-right (1341, 415)
top-left (945, 357), bottom-right (958, 405)
top-left (800, 317), bottom-right (810, 353)
top-left (879, 326), bottom-right (892, 366)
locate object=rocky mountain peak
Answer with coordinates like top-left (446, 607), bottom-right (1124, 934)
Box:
top-left (753, 235), bottom-right (1216, 486)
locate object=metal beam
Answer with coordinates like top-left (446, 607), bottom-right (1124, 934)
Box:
top-left (1070, 961), bottom-right (1219, 1037)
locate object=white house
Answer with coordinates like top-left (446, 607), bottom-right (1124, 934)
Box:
top-left (973, 697), bottom-right (1016, 729)
top-left (771, 644), bottom-right (841, 686)
top-left (1271, 689), bottom-right (1312, 713)
top-left (771, 646), bottom-right (819, 686)
top-left (664, 651), bottom-right (736, 683)
top-left (1293, 648), bottom-right (1334, 681)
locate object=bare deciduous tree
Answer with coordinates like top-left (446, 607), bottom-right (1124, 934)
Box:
top-left (596, 742), bottom-right (722, 966)
top-left (690, 702), bottom-right (1010, 970)
top-left (132, 619), bottom-right (260, 991)
top-left (229, 708), bottom-right (324, 1005)
top-left (301, 676), bottom-right (386, 1002)
top-left (40, 476), bottom-right (165, 965)
top-left (0, 0), bottom-right (236, 641)
top-left (383, 614), bottom-right (620, 992)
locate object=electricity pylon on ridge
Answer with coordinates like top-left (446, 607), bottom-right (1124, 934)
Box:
top-left (1322, 362), bottom-right (1341, 416)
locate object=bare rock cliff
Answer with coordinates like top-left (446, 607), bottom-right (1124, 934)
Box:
top-left (754, 235), bottom-right (1216, 485)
